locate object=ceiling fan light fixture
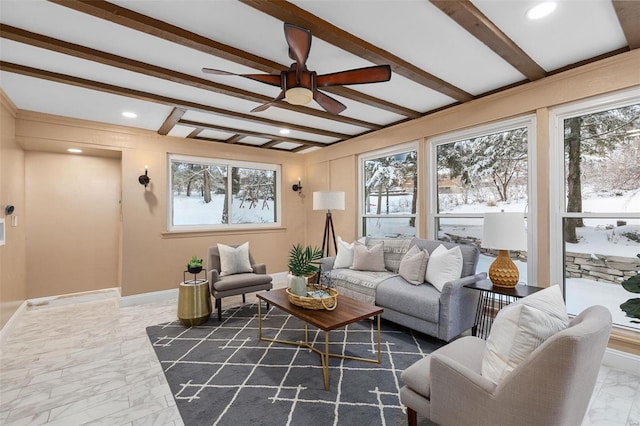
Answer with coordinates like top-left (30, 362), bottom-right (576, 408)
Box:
top-left (285, 87), bottom-right (313, 105)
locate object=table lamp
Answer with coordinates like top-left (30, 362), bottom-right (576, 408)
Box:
top-left (313, 191), bottom-right (345, 257)
top-left (482, 212), bottom-right (527, 287)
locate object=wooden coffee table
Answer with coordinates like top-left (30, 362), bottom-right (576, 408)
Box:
top-left (256, 288), bottom-right (383, 390)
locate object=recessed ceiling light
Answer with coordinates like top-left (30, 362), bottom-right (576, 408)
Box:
top-left (279, 129), bottom-right (291, 135)
top-left (67, 148), bottom-right (83, 153)
top-left (526, 2), bottom-right (557, 20)
top-left (122, 111), bottom-right (137, 118)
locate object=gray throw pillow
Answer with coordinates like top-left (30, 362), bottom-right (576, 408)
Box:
top-left (399, 245), bottom-right (429, 285)
top-left (350, 241), bottom-right (386, 272)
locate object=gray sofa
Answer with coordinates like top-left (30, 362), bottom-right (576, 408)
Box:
top-left (320, 238), bottom-right (486, 342)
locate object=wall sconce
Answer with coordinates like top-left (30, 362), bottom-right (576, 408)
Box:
top-left (138, 166), bottom-right (150, 188)
top-left (292, 177), bottom-right (303, 193)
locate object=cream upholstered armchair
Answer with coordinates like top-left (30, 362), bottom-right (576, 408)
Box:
top-left (207, 244), bottom-right (272, 321)
top-left (400, 305), bottom-right (612, 426)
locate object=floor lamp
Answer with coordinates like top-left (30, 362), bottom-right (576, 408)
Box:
top-left (313, 191), bottom-right (345, 257)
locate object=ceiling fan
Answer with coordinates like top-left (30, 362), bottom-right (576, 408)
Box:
top-left (202, 23), bottom-right (392, 115)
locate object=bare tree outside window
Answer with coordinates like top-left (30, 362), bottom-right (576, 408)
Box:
top-left (170, 157), bottom-right (279, 229)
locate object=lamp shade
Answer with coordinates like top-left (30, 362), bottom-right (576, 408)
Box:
top-left (482, 212), bottom-right (527, 251)
top-left (313, 191), bottom-right (345, 211)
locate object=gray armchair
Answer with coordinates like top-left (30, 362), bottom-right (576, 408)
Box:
top-left (400, 305), bottom-right (612, 426)
top-left (207, 245), bottom-right (273, 321)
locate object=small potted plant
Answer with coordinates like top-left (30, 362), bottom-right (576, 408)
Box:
top-left (288, 244), bottom-right (323, 296)
top-left (187, 256), bottom-right (203, 274)
top-left (620, 254), bottom-right (640, 324)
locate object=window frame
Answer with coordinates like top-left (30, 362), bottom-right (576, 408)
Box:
top-left (167, 153), bottom-right (281, 232)
top-left (427, 115), bottom-right (537, 284)
top-left (358, 142), bottom-right (419, 238)
top-left (549, 87), bottom-right (640, 295)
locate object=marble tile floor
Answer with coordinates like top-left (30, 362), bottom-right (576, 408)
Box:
top-left (1, 286), bottom-right (639, 426)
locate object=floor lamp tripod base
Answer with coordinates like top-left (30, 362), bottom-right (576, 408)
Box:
top-left (321, 211), bottom-right (337, 258)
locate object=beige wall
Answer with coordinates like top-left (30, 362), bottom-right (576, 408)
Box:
top-left (0, 93), bottom-right (27, 328)
top-left (25, 152), bottom-right (121, 298)
top-left (14, 112), bottom-right (308, 297)
top-left (303, 50), bottom-right (640, 353)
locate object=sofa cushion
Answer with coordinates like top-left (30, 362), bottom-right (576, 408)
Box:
top-left (217, 242), bottom-right (253, 276)
top-left (334, 236), bottom-right (357, 269)
top-left (425, 245), bottom-right (463, 292)
top-left (412, 239), bottom-right (479, 278)
top-left (368, 237), bottom-right (413, 272)
top-left (376, 277), bottom-right (440, 323)
top-left (399, 245), bottom-right (429, 285)
top-left (482, 285), bottom-right (569, 384)
top-left (329, 269), bottom-right (395, 304)
top-left (212, 272), bottom-right (272, 292)
top-left (351, 241), bottom-right (386, 272)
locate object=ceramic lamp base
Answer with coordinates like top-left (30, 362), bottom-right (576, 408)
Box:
top-left (488, 250), bottom-right (520, 288)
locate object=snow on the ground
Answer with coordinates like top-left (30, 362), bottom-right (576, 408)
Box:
top-left (173, 193), bottom-right (275, 225)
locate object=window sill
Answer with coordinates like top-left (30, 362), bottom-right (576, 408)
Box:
top-left (162, 226), bottom-right (286, 239)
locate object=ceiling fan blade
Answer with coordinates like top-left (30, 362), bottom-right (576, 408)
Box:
top-left (316, 65), bottom-right (392, 87)
top-left (250, 91), bottom-right (286, 113)
top-left (313, 90), bottom-right (347, 115)
top-left (284, 23), bottom-right (312, 73)
top-left (202, 68), bottom-right (282, 87)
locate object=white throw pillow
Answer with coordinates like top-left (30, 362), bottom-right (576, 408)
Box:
top-left (350, 241), bottom-right (386, 272)
top-left (217, 242), bottom-right (253, 276)
top-left (482, 285), bottom-right (569, 384)
top-left (399, 245), bottom-right (429, 285)
top-left (424, 245), bottom-right (463, 292)
top-left (334, 236), bottom-right (357, 269)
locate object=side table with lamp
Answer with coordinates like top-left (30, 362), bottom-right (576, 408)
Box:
top-left (464, 212), bottom-right (542, 338)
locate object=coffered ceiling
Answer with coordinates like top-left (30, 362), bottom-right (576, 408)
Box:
top-left (1, 0), bottom-right (638, 153)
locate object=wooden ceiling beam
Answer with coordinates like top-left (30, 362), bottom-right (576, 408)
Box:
top-left (430, 0), bottom-right (546, 81)
top-left (49, 0), bottom-right (420, 118)
top-left (613, 0), bottom-right (640, 50)
top-left (178, 119), bottom-right (326, 147)
top-left (260, 140), bottom-right (283, 149)
top-left (48, 0), bottom-right (282, 73)
top-left (187, 128), bottom-right (203, 138)
top-left (157, 107), bottom-right (186, 135)
top-left (240, 0), bottom-right (473, 102)
top-left (0, 24), bottom-right (381, 131)
top-left (0, 61), bottom-right (349, 139)
top-left (225, 134), bottom-right (244, 144)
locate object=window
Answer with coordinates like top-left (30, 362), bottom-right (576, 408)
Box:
top-left (429, 116), bottom-right (536, 284)
top-left (168, 154), bottom-right (280, 230)
top-left (551, 89), bottom-right (640, 331)
top-left (359, 144), bottom-right (418, 238)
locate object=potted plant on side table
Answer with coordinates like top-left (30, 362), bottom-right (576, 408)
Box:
top-left (187, 256), bottom-right (203, 274)
top-left (288, 244), bottom-right (323, 297)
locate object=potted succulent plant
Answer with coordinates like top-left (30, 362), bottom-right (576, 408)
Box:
top-left (620, 254), bottom-right (640, 324)
top-left (187, 256), bottom-right (203, 274)
top-left (288, 244), bottom-right (323, 296)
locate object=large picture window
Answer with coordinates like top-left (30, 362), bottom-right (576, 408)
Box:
top-left (429, 116), bottom-right (535, 283)
top-left (359, 144), bottom-right (418, 238)
top-left (168, 155), bottom-right (280, 230)
top-left (551, 89), bottom-right (640, 331)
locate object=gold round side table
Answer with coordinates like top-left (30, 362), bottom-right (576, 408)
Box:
top-left (178, 279), bottom-right (211, 326)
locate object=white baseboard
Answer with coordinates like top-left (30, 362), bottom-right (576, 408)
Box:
top-left (119, 288), bottom-right (178, 307)
top-left (602, 348), bottom-right (640, 374)
top-left (27, 288), bottom-right (120, 310)
top-left (0, 300), bottom-right (27, 347)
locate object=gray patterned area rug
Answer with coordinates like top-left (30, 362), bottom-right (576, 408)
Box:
top-left (146, 303), bottom-right (443, 426)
